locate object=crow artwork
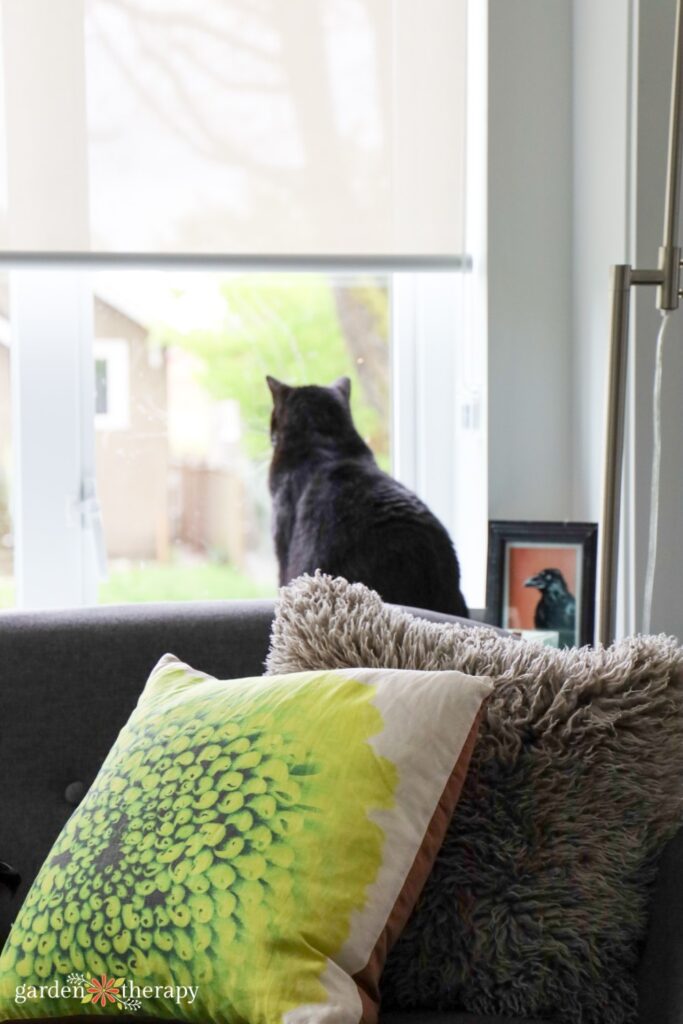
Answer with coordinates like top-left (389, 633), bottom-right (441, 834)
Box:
top-left (524, 568), bottom-right (577, 648)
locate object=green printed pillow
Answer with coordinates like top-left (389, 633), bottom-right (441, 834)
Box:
top-left (0, 656), bottom-right (491, 1024)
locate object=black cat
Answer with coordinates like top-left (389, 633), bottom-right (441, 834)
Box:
top-left (267, 376), bottom-right (468, 617)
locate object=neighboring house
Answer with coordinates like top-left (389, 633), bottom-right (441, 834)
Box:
top-left (0, 294), bottom-right (249, 574)
top-left (93, 300), bottom-right (247, 569)
top-left (0, 296), bottom-right (169, 564)
top-left (93, 297), bottom-right (169, 562)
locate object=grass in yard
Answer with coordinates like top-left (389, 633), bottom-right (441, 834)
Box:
top-left (99, 560), bottom-right (277, 604)
top-left (0, 577), bottom-right (14, 608)
top-left (0, 562), bottom-right (276, 608)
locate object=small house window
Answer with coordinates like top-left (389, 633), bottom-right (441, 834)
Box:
top-left (94, 340), bottom-right (130, 432)
top-left (95, 359), bottom-right (108, 416)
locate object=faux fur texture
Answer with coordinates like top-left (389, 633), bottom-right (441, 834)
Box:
top-left (266, 572), bottom-right (683, 1024)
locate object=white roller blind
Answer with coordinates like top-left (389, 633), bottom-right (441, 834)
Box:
top-left (0, 0), bottom-right (466, 260)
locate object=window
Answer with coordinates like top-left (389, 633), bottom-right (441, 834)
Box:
top-left (7, 269), bottom-right (483, 609)
top-left (94, 339), bottom-right (130, 429)
top-left (1, 1), bottom-right (486, 613)
top-left (94, 358), bottom-right (108, 416)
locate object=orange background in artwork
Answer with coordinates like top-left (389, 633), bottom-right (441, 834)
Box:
top-left (505, 545), bottom-right (578, 630)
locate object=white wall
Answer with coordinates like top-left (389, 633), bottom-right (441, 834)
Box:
top-left (629, 0), bottom-right (683, 638)
top-left (571, 0), bottom-right (631, 520)
top-left (571, 0), bottom-right (633, 634)
top-left (489, 0), bottom-right (683, 640)
top-left (572, 0), bottom-right (683, 638)
top-left (487, 0), bottom-right (574, 521)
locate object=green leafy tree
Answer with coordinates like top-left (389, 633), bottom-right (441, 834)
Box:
top-left (153, 275), bottom-right (389, 464)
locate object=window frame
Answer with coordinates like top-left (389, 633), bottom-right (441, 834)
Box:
top-left (9, 270), bottom-right (103, 608)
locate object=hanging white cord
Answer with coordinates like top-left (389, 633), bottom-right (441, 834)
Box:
top-left (642, 310), bottom-right (672, 633)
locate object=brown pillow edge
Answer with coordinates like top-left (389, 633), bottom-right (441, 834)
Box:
top-left (352, 704), bottom-right (487, 1024)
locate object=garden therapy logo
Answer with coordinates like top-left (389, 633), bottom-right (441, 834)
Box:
top-left (14, 972), bottom-right (199, 1012)
top-left (76, 973), bottom-right (140, 1012)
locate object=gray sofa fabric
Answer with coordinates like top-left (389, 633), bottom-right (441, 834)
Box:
top-left (381, 1017), bottom-right (545, 1024)
top-left (0, 599), bottom-right (680, 1024)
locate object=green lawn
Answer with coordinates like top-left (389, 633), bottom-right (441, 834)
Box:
top-left (0, 577), bottom-right (13, 608)
top-left (0, 562), bottom-right (277, 608)
top-left (99, 561), bottom-right (277, 604)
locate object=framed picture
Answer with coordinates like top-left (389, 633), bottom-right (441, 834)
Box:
top-left (486, 521), bottom-right (598, 647)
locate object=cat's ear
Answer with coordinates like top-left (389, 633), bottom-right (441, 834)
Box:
top-left (266, 376), bottom-right (291, 402)
top-left (333, 376), bottom-right (351, 402)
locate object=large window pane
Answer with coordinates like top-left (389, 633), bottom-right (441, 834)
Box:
top-left (5, 269), bottom-right (483, 612)
top-left (93, 272), bottom-right (391, 603)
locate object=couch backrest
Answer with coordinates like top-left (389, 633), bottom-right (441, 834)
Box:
top-left (0, 598), bottom-right (475, 942)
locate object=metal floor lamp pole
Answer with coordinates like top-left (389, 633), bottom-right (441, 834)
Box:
top-left (596, 0), bottom-right (683, 645)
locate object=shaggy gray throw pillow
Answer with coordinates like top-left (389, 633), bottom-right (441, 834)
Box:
top-left (266, 572), bottom-right (683, 1024)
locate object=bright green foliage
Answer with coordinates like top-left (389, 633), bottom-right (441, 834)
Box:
top-left (152, 274), bottom-right (388, 461)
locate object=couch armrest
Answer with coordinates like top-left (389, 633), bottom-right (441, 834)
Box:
top-left (638, 825), bottom-right (683, 1024)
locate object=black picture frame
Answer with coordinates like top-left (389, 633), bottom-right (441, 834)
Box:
top-left (485, 520), bottom-right (598, 647)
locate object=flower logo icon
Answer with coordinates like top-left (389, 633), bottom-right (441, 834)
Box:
top-left (82, 975), bottom-right (124, 1009)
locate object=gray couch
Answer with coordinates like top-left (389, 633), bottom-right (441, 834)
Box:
top-left (0, 600), bottom-right (680, 1024)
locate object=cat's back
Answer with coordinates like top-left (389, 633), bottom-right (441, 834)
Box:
top-left (309, 455), bottom-right (436, 526)
top-left (290, 453), bottom-right (467, 617)
top-left (266, 375), bottom-right (468, 616)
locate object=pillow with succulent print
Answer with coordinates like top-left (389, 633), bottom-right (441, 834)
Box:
top-left (0, 655), bottom-right (491, 1024)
